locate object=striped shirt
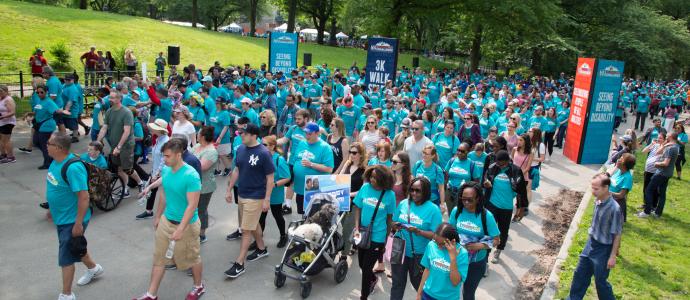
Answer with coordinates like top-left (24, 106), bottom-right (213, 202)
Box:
top-left (588, 196), bottom-right (623, 245)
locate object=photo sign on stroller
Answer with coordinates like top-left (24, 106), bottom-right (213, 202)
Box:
top-left (303, 174), bottom-right (351, 212)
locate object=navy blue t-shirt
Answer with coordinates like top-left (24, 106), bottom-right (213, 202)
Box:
top-left (235, 143), bottom-right (275, 199)
top-left (182, 150), bottom-right (203, 178)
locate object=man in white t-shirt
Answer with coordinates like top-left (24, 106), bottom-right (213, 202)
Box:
top-left (404, 120), bottom-right (433, 166)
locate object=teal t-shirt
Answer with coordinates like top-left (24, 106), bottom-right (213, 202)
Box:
top-left (478, 116), bottom-right (493, 138)
top-left (412, 161), bottom-right (445, 202)
top-left (210, 111), bottom-right (232, 144)
top-left (91, 98), bottom-right (110, 131)
top-left (528, 116), bottom-right (548, 130)
top-left (367, 157), bottom-right (392, 167)
top-left (242, 108), bottom-right (260, 126)
top-left (61, 83), bottom-right (80, 118)
top-left (336, 105), bottom-right (361, 136)
top-left (292, 139), bottom-right (335, 195)
top-left (34, 97), bottom-right (58, 133)
top-left (270, 153), bottom-right (291, 205)
top-left (636, 96), bottom-right (650, 113)
top-left (432, 133), bottom-right (460, 169)
top-left (444, 158), bottom-right (478, 187)
top-left (489, 167), bottom-right (516, 210)
top-left (157, 98), bottom-right (173, 123)
top-left (467, 151), bottom-right (487, 178)
top-left (47, 76), bottom-right (63, 107)
top-left (46, 154), bottom-right (91, 225)
top-left (353, 183), bottom-right (396, 243)
top-left (609, 169), bottom-right (633, 194)
top-left (393, 199), bottom-right (442, 257)
top-left (161, 163), bottom-right (202, 223)
top-left (543, 117), bottom-right (557, 133)
top-left (285, 125), bottom-right (307, 160)
top-left (421, 241), bottom-right (469, 300)
top-left (133, 121), bottom-right (144, 156)
top-left (449, 208), bottom-right (500, 262)
top-left (189, 106), bottom-right (206, 131)
top-left (80, 153), bottom-right (108, 169)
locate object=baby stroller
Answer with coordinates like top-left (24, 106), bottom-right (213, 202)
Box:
top-left (274, 194), bottom-right (348, 298)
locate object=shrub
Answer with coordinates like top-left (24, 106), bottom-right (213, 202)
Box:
top-left (113, 46), bottom-right (127, 72)
top-left (48, 41), bottom-right (72, 72)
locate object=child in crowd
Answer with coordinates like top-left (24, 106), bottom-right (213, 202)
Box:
top-left (81, 141), bottom-right (108, 169)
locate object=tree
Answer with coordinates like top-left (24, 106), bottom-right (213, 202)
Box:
top-left (79, 0), bottom-right (87, 9)
top-left (192, 0), bottom-right (198, 28)
top-left (297, 0), bottom-right (341, 44)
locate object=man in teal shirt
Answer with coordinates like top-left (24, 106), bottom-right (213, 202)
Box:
top-left (46, 133), bottom-right (103, 300)
top-left (61, 74), bottom-right (80, 141)
top-left (635, 92), bottom-right (650, 131)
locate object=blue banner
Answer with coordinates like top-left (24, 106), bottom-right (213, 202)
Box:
top-left (580, 59), bottom-right (625, 164)
top-left (268, 32), bottom-right (298, 74)
top-left (365, 37), bottom-right (398, 87)
top-left (304, 175), bottom-right (351, 212)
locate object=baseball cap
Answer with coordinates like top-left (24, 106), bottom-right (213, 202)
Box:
top-left (400, 118), bottom-right (412, 128)
top-left (417, 98), bottom-right (427, 107)
top-left (304, 122), bottom-right (320, 134)
top-left (620, 135), bottom-right (632, 143)
top-left (201, 75), bottom-right (213, 82)
top-left (240, 98), bottom-right (253, 104)
top-left (243, 123), bottom-right (260, 136)
top-left (64, 73), bottom-right (75, 80)
top-left (232, 70), bottom-right (239, 75)
top-left (363, 103), bottom-right (373, 110)
top-left (148, 119), bottom-right (168, 132)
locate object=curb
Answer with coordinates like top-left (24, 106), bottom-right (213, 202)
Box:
top-left (540, 186), bottom-right (593, 300)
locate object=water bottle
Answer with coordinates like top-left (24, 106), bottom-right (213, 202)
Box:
top-left (165, 240), bottom-right (175, 259)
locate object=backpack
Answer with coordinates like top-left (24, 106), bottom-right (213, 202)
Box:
top-left (61, 156), bottom-right (112, 208)
top-left (453, 207), bottom-right (488, 236)
top-left (139, 119), bottom-right (153, 148)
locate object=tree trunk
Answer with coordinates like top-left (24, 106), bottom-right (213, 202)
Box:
top-left (192, 0), bottom-right (198, 28)
top-left (287, 0), bottom-right (297, 33)
top-left (504, 66), bottom-right (510, 78)
top-left (79, 0), bottom-right (87, 9)
top-left (530, 48), bottom-right (541, 74)
top-left (329, 17), bottom-right (337, 46)
top-left (250, 0), bottom-right (258, 37)
top-left (386, 0), bottom-right (404, 37)
top-left (469, 23), bottom-right (482, 72)
top-left (148, 3), bottom-right (157, 19)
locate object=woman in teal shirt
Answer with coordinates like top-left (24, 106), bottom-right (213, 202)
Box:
top-left (543, 108), bottom-right (558, 157)
top-left (417, 223), bottom-right (469, 300)
top-left (607, 153), bottom-right (635, 222)
top-left (444, 142), bottom-right (480, 212)
top-left (478, 107), bottom-right (493, 139)
top-left (367, 141), bottom-right (392, 167)
top-left (448, 182), bottom-right (500, 300)
top-left (432, 120), bottom-right (460, 169)
top-left (353, 165), bottom-right (396, 300)
top-left (412, 145), bottom-right (445, 208)
top-left (210, 101), bottom-right (232, 175)
top-left (259, 135), bottom-right (291, 248)
top-left (33, 85), bottom-right (62, 169)
top-left (391, 177), bottom-right (442, 300)
top-left (674, 124), bottom-right (687, 179)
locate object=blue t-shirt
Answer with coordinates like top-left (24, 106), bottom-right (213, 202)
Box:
top-left (161, 163), bottom-right (202, 223)
top-left (234, 144), bottom-right (275, 199)
top-left (157, 98), bottom-right (173, 123)
top-left (444, 158), bottom-right (478, 187)
top-left (336, 105), bottom-right (361, 136)
top-left (528, 116), bottom-right (548, 130)
top-left (47, 76), bottom-right (63, 106)
top-left (609, 169), bottom-right (633, 194)
top-left (412, 161), bottom-right (445, 202)
top-left (420, 241), bottom-right (469, 300)
top-left (432, 133), bottom-right (460, 168)
top-left (80, 153), bottom-right (108, 169)
top-left (270, 153), bottom-right (291, 205)
top-left (367, 157), bottom-right (392, 167)
top-left (467, 151), bottom-right (487, 178)
top-left (210, 110), bottom-right (232, 144)
top-left (489, 167), bottom-right (516, 209)
top-left (91, 98), bottom-right (110, 131)
top-left (46, 154), bottom-right (91, 225)
top-left (393, 199), bottom-right (442, 257)
top-left (292, 139), bottom-right (334, 195)
top-left (449, 208), bottom-right (500, 262)
top-left (285, 125), bottom-right (307, 158)
top-left (61, 83), bottom-right (80, 118)
top-left (133, 121), bottom-right (144, 156)
top-left (543, 117), bottom-right (557, 133)
top-left (353, 183), bottom-right (396, 243)
top-left (34, 97), bottom-right (58, 133)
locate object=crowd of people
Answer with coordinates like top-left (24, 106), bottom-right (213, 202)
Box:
top-left (11, 55), bottom-right (690, 300)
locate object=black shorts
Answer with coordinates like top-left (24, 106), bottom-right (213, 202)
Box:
top-left (54, 114), bottom-right (64, 125)
top-left (286, 165), bottom-right (295, 187)
top-left (0, 124), bottom-right (14, 135)
top-left (63, 118), bottom-right (78, 130)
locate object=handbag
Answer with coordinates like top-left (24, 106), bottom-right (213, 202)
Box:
top-left (352, 190), bottom-right (385, 250)
top-left (389, 235), bottom-right (406, 265)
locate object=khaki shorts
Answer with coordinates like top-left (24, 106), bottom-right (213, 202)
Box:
top-left (111, 144), bottom-right (134, 171)
top-left (217, 143), bottom-right (232, 156)
top-left (239, 197), bottom-right (262, 231)
top-left (153, 216), bottom-right (201, 270)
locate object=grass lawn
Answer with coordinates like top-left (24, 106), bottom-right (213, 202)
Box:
top-left (0, 0), bottom-right (453, 74)
top-left (556, 150), bottom-right (690, 299)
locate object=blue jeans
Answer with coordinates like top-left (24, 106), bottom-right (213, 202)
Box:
top-left (568, 238), bottom-right (614, 300)
top-left (90, 128), bottom-right (100, 142)
top-left (644, 173), bottom-right (670, 216)
top-left (463, 257), bottom-right (488, 300)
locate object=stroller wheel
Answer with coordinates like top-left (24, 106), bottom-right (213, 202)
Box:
top-left (274, 271), bottom-right (286, 288)
top-left (334, 260), bottom-right (348, 284)
top-left (300, 281), bottom-right (312, 299)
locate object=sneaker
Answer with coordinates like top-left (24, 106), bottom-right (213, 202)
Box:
top-left (18, 147), bottom-right (32, 153)
top-left (71, 137), bottom-right (79, 143)
top-left (226, 230), bottom-right (242, 241)
top-left (247, 248), bottom-right (269, 262)
top-left (213, 169), bottom-right (221, 176)
top-left (40, 202), bottom-right (50, 209)
top-left (165, 264), bottom-right (177, 270)
top-left (186, 268), bottom-right (193, 276)
top-left (248, 241), bottom-right (257, 251)
top-left (123, 189), bottom-right (131, 198)
top-left (651, 212), bottom-right (660, 218)
top-left (185, 284), bottom-right (206, 300)
top-left (140, 158), bottom-right (149, 165)
top-left (224, 262), bottom-right (245, 278)
top-left (491, 250), bottom-right (501, 264)
top-left (282, 205), bottom-right (292, 215)
top-left (200, 235), bottom-right (208, 244)
top-left (369, 276), bottom-right (378, 295)
top-left (483, 267), bottom-right (489, 278)
top-left (77, 264), bottom-right (104, 285)
top-left (132, 293), bottom-right (158, 300)
top-left (84, 126), bottom-right (90, 136)
top-left (636, 212), bottom-right (650, 218)
top-left (277, 235), bottom-right (288, 248)
top-left (0, 157), bottom-right (16, 164)
top-left (222, 168), bottom-right (230, 176)
top-left (136, 211), bottom-right (154, 220)
top-left (38, 165), bottom-right (49, 170)
top-left (58, 293), bottom-right (76, 300)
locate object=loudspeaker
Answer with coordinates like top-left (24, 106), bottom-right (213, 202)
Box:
top-left (168, 46), bottom-right (180, 66)
top-left (412, 57), bottom-right (419, 68)
top-left (303, 53), bottom-right (312, 66)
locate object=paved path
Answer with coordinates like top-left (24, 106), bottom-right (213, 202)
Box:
top-left (0, 120), bottom-right (600, 300)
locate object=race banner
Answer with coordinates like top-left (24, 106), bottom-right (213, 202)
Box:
top-left (365, 37), bottom-right (398, 87)
top-left (268, 32), bottom-right (298, 74)
top-left (304, 174), bottom-right (351, 213)
top-left (564, 58), bottom-right (596, 163)
top-left (580, 59), bottom-right (625, 164)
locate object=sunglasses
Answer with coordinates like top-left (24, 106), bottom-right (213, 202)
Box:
top-left (464, 117), bottom-right (472, 120)
top-left (411, 127), bottom-right (420, 131)
top-left (349, 151), bottom-right (359, 155)
top-left (367, 122), bottom-right (375, 125)
top-left (457, 149), bottom-right (468, 153)
top-left (392, 160), bottom-right (401, 164)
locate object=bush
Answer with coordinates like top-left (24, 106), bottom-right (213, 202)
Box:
top-left (113, 46), bottom-right (127, 73)
top-left (48, 42), bottom-right (72, 72)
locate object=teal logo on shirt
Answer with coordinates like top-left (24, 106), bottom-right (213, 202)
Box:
top-left (458, 220), bottom-right (481, 233)
top-left (47, 172), bottom-right (58, 186)
top-left (364, 197), bottom-right (387, 209)
top-left (399, 212), bottom-right (423, 226)
top-left (432, 258), bottom-right (451, 272)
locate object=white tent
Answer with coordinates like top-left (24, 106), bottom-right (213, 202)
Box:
top-left (219, 22), bottom-right (242, 32)
top-left (162, 20), bottom-right (206, 28)
top-left (360, 35), bottom-right (368, 39)
top-left (299, 28), bottom-right (330, 36)
top-left (273, 23), bottom-right (288, 32)
top-left (336, 32), bottom-right (348, 39)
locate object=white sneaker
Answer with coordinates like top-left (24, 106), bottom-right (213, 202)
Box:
top-left (491, 250), bottom-right (501, 264)
top-left (77, 264), bottom-right (103, 286)
top-left (58, 293), bottom-right (76, 300)
top-left (636, 212), bottom-right (650, 218)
